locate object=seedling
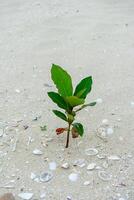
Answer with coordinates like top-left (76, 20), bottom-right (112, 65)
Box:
top-left (48, 64), bottom-right (96, 148)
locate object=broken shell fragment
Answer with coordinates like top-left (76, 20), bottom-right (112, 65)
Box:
top-left (49, 162), bottom-right (57, 171)
top-left (98, 171), bottom-right (112, 181)
top-left (18, 193), bottom-right (33, 200)
top-left (107, 127), bottom-right (114, 135)
top-left (108, 155), bottom-right (120, 161)
top-left (73, 159), bottom-right (85, 168)
top-left (83, 181), bottom-right (91, 186)
top-left (68, 173), bottom-right (78, 182)
top-left (32, 149), bottom-right (43, 155)
top-left (87, 163), bottom-right (96, 170)
top-left (40, 172), bottom-right (53, 182)
top-left (61, 163), bottom-right (70, 169)
top-left (85, 148), bottom-right (98, 156)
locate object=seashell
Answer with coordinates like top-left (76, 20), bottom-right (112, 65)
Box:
top-left (98, 171), bottom-right (112, 181)
top-left (102, 119), bottom-right (109, 124)
top-left (83, 181), bottom-right (91, 186)
top-left (106, 127), bottom-right (114, 135)
top-left (67, 196), bottom-right (72, 200)
top-left (102, 161), bottom-right (109, 169)
top-left (40, 192), bottom-right (46, 199)
top-left (108, 155), bottom-right (120, 161)
top-left (85, 148), bottom-right (98, 156)
top-left (61, 163), bottom-right (70, 169)
top-left (68, 173), bottom-right (78, 182)
top-left (49, 162), bottom-right (57, 171)
top-left (97, 154), bottom-right (106, 159)
top-left (18, 193), bottom-right (33, 200)
top-left (32, 149), bottom-right (43, 155)
top-left (40, 172), bottom-right (53, 182)
top-left (30, 172), bottom-right (37, 180)
top-left (73, 159), bottom-right (85, 167)
top-left (87, 163), bottom-right (96, 170)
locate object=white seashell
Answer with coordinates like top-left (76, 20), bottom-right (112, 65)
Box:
top-left (96, 166), bottom-right (102, 170)
top-left (87, 163), bottom-right (96, 170)
top-left (73, 159), bottom-right (85, 167)
top-left (2, 185), bottom-right (15, 189)
top-left (15, 89), bottom-right (21, 93)
top-left (32, 149), bottom-right (43, 155)
top-left (97, 154), bottom-right (106, 159)
top-left (68, 173), bottom-right (78, 182)
top-left (98, 171), bottom-right (112, 181)
top-left (102, 161), bottom-right (109, 169)
top-left (102, 119), bottom-right (109, 124)
top-left (83, 181), bottom-right (91, 186)
top-left (30, 172), bottom-right (37, 180)
top-left (61, 163), bottom-right (70, 169)
top-left (18, 193), bottom-right (33, 200)
top-left (49, 162), bottom-right (57, 170)
top-left (96, 98), bottom-right (103, 104)
top-left (85, 148), bottom-right (98, 156)
top-left (67, 196), bottom-right (72, 200)
top-left (107, 127), bottom-right (114, 135)
top-left (108, 155), bottom-right (120, 161)
top-left (40, 192), bottom-right (46, 199)
top-left (40, 172), bottom-right (53, 182)
top-left (0, 129), bottom-right (4, 137)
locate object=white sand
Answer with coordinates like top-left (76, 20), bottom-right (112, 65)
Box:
top-left (0, 0), bottom-right (134, 199)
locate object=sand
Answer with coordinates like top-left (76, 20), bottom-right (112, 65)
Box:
top-left (0, 0), bottom-right (134, 199)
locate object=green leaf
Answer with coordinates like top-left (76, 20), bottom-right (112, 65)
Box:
top-left (48, 92), bottom-right (68, 110)
top-left (74, 76), bottom-right (92, 99)
top-left (75, 101), bottom-right (97, 112)
top-left (51, 64), bottom-right (73, 97)
top-left (72, 123), bottom-right (84, 137)
top-left (52, 110), bottom-right (68, 122)
top-left (86, 102), bottom-right (97, 107)
top-left (65, 96), bottom-right (85, 107)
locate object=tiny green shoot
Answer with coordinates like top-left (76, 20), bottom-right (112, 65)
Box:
top-left (48, 64), bottom-right (96, 148)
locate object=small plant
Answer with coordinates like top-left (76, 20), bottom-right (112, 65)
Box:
top-left (48, 64), bottom-right (96, 148)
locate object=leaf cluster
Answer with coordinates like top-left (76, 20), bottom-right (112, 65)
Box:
top-left (48, 64), bottom-right (96, 138)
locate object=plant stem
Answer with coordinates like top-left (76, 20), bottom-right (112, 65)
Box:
top-left (65, 123), bottom-right (71, 148)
